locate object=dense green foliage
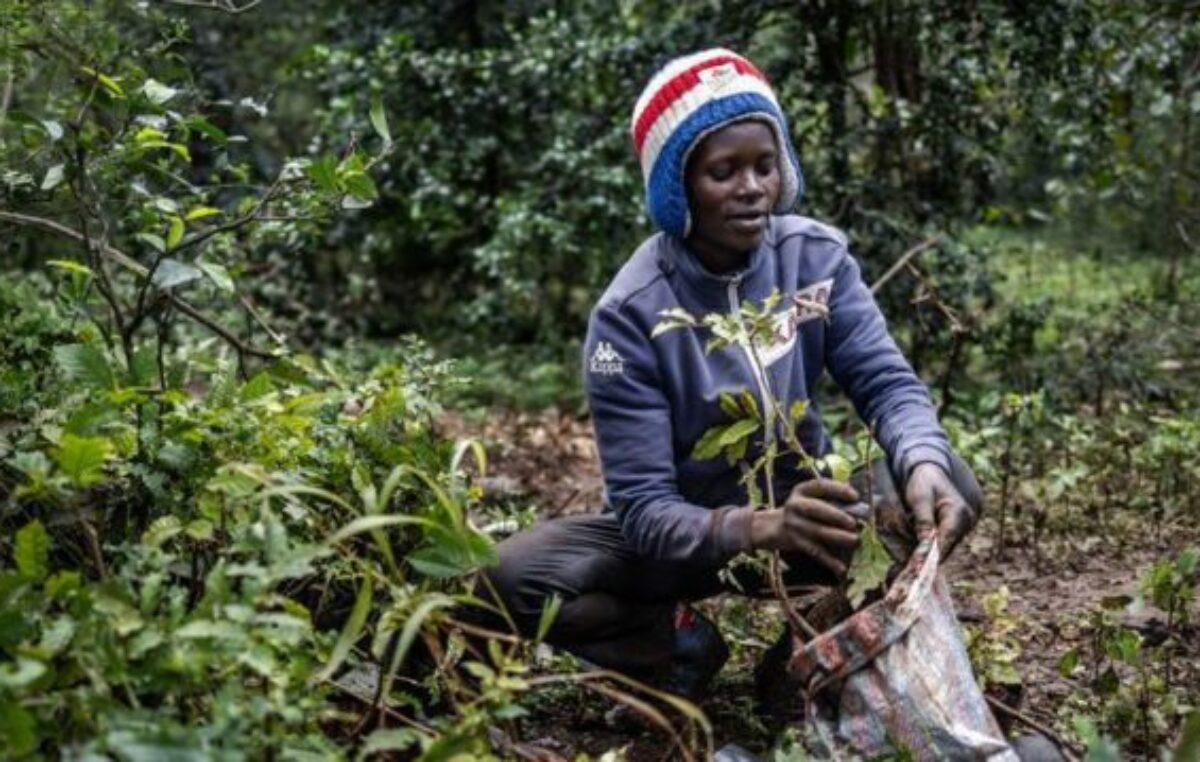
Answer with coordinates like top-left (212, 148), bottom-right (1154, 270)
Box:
top-left (1, 0), bottom-right (1197, 759)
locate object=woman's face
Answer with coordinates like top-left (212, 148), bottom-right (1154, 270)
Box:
top-left (685, 120), bottom-right (780, 267)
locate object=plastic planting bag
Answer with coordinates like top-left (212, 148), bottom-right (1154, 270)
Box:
top-left (789, 532), bottom-right (1019, 760)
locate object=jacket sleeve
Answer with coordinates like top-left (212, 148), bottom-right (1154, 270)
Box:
top-left (584, 304), bottom-right (754, 564)
top-left (824, 246), bottom-right (954, 483)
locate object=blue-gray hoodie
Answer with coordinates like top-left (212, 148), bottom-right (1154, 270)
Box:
top-left (583, 214), bottom-right (952, 566)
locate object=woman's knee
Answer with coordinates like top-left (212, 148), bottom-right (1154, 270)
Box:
top-left (476, 519), bottom-right (584, 629)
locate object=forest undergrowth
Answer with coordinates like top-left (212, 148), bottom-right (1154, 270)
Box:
top-left (2, 1), bottom-right (1198, 760)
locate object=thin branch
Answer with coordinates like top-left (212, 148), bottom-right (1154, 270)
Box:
top-left (238, 292), bottom-right (285, 345)
top-left (870, 234), bottom-right (945, 295)
top-left (0, 67), bottom-right (14, 128)
top-left (0, 210), bottom-right (281, 359)
top-left (170, 174), bottom-right (290, 257)
top-left (1178, 221), bottom-right (1196, 252)
top-left (158, 0), bottom-right (265, 13)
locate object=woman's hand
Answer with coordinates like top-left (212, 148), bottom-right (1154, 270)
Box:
top-left (749, 478), bottom-right (861, 577)
top-left (904, 462), bottom-right (976, 560)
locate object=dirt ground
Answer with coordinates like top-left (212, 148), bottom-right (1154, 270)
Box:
top-left (442, 408), bottom-right (1200, 760)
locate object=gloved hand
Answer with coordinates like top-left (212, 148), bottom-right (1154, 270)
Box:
top-left (904, 462), bottom-right (976, 560)
top-left (749, 478), bottom-right (860, 578)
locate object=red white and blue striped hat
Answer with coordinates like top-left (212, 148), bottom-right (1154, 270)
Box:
top-left (631, 48), bottom-right (804, 239)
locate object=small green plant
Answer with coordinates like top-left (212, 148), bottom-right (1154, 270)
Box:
top-left (654, 289), bottom-right (891, 638)
top-left (964, 585), bottom-right (1024, 692)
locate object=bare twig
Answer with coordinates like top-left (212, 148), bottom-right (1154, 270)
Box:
top-left (322, 676), bottom-right (435, 735)
top-left (0, 67), bottom-right (14, 128)
top-left (171, 175), bottom-right (290, 257)
top-left (985, 696), bottom-right (1081, 762)
top-left (1178, 221), bottom-right (1196, 251)
top-left (238, 292), bottom-right (286, 345)
top-left (526, 671), bottom-right (710, 761)
top-left (870, 234), bottom-right (945, 295)
top-left (158, 0), bottom-right (264, 13)
top-left (443, 617), bottom-right (523, 645)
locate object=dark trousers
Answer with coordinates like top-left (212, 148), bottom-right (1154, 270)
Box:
top-left (479, 456), bottom-right (982, 678)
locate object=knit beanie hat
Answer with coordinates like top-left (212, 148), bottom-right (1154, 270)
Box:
top-left (631, 48), bottom-right (804, 239)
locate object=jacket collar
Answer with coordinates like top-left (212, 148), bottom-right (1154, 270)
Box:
top-left (659, 219), bottom-right (776, 310)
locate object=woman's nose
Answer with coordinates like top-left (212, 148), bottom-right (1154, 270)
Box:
top-left (736, 169), bottom-right (764, 199)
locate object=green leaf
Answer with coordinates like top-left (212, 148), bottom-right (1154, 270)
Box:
top-left (369, 92), bottom-right (392, 144)
top-left (152, 258), bottom-right (202, 290)
top-left (1173, 712), bottom-right (1200, 762)
top-left (738, 390), bottom-right (759, 419)
top-left (47, 259), bottom-right (91, 276)
top-left (306, 155), bottom-right (338, 192)
top-left (79, 66), bottom-right (124, 97)
top-left (315, 572), bottom-right (373, 683)
top-left (240, 371), bottom-right (275, 401)
top-left (1058, 647), bottom-right (1079, 677)
top-left (0, 656), bottom-right (47, 689)
top-left (717, 418), bottom-right (759, 447)
top-left (407, 545), bottom-right (468, 579)
top-left (341, 170), bottom-right (377, 201)
top-left (1073, 716), bottom-right (1121, 762)
top-left (184, 206), bottom-right (220, 222)
top-left (184, 519), bottom-right (213, 541)
top-left (651, 307), bottom-right (698, 338)
top-left (41, 163), bottom-right (64, 191)
top-left (54, 343), bottom-right (115, 389)
top-left (14, 520), bottom-right (50, 582)
top-left (54, 434), bottom-right (113, 487)
top-left (691, 424), bottom-right (727, 461)
top-left (360, 728), bottom-right (420, 755)
top-left (197, 260), bottom-right (234, 293)
top-left (819, 454), bottom-right (852, 483)
top-left (846, 522), bottom-right (890, 609)
top-left (165, 216), bottom-right (185, 249)
top-left (535, 594), bottom-right (562, 644)
top-left (141, 516), bottom-right (182, 548)
top-left (174, 620), bottom-right (245, 641)
top-left (39, 616), bottom-right (75, 657)
top-left (324, 515), bottom-right (431, 547)
top-left (93, 594), bottom-right (143, 636)
top-left (139, 78), bottom-right (177, 105)
top-left (1178, 546), bottom-right (1198, 577)
top-left (0, 700), bottom-right (37, 757)
top-left (136, 232), bottom-right (166, 254)
top-left (719, 392), bottom-right (741, 419)
top-left (788, 399), bottom-right (809, 424)
top-left (40, 119), bottom-right (63, 142)
top-left (185, 116), bottom-right (227, 144)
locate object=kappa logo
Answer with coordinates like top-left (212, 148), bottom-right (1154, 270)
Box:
top-left (589, 341), bottom-right (625, 375)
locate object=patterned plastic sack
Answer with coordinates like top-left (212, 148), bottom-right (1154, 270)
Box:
top-left (788, 533), bottom-right (1018, 760)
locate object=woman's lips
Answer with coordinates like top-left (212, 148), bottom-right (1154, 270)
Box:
top-left (727, 213), bottom-right (767, 235)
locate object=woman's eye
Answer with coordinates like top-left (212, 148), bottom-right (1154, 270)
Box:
top-left (756, 160), bottom-right (776, 176)
top-left (708, 164), bottom-right (733, 181)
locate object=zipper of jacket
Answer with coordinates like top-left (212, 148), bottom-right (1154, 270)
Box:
top-left (727, 277), bottom-right (776, 444)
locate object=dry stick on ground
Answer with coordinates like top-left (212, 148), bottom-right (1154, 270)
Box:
top-left (986, 696), bottom-right (1082, 762)
top-left (526, 672), bottom-right (710, 762)
top-left (0, 211), bottom-right (280, 360)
